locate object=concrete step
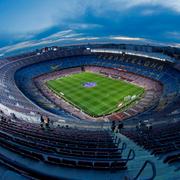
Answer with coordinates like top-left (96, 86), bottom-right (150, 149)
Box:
top-left (116, 133), bottom-right (179, 180)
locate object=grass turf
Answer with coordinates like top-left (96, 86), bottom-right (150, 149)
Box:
top-left (46, 72), bottom-right (144, 117)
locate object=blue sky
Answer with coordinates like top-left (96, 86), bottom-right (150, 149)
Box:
top-left (0, 0), bottom-right (180, 56)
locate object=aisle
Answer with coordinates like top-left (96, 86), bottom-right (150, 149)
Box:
top-left (116, 133), bottom-right (179, 180)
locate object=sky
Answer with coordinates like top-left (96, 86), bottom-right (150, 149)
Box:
top-left (0, 0), bottom-right (180, 56)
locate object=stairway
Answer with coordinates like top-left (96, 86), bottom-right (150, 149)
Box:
top-left (116, 133), bottom-right (179, 180)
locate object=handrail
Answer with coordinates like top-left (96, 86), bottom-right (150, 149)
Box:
top-left (117, 138), bottom-right (121, 146)
top-left (126, 149), bottom-right (135, 162)
top-left (114, 135), bottom-right (118, 143)
top-left (109, 142), bottom-right (126, 156)
top-left (120, 142), bottom-right (127, 154)
top-left (133, 160), bottom-right (156, 180)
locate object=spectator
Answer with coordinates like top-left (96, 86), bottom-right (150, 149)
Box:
top-left (118, 122), bottom-right (124, 133)
top-left (111, 121), bottom-right (116, 132)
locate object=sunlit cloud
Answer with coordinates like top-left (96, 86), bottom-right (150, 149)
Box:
top-left (42, 30), bottom-right (75, 40)
top-left (73, 37), bottom-right (100, 41)
top-left (0, 33), bottom-right (147, 55)
top-left (109, 36), bottom-right (145, 41)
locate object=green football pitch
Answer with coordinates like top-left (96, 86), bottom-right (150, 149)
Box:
top-left (47, 72), bottom-right (144, 117)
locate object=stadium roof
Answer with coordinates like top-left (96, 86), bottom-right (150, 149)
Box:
top-left (90, 48), bottom-right (175, 63)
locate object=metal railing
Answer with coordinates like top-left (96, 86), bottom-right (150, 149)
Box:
top-left (133, 160), bottom-right (156, 180)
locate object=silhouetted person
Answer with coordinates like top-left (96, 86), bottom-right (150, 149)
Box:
top-left (111, 121), bottom-right (116, 132)
top-left (118, 122), bottom-right (124, 133)
top-left (40, 115), bottom-right (44, 123)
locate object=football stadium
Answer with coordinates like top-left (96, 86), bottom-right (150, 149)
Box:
top-left (0, 1), bottom-right (180, 180)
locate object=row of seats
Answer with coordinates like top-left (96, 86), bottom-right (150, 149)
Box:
top-left (0, 115), bottom-right (135, 170)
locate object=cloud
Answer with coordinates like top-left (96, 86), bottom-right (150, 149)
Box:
top-left (109, 36), bottom-right (145, 41)
top-left (0, 29), bottom-right (176, 56)
top-left (42, 30), bottom-right (75, 40)
top-left (166, 31), bottom-right (180, 39)
top-left (73, 37), bottom-right (100, 41)
top-left (67, 0), bottom-right (179, 17)
top-left (112, 0), bottom-right (180, 13)
top-left (0, 0), bottom-right (179, 51)
top-left (0, 31), bottom-right (148, 55)
top-left (68, 23), bottom-right (103, 30)
top-left (0, 29), bottom-right (101, 54)
top-left (2, 0), bottom-right (179, 34)
top-left (159, 0), bottom-right (180, 13)
top-left (170, 43), bottom-right (180, 48)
